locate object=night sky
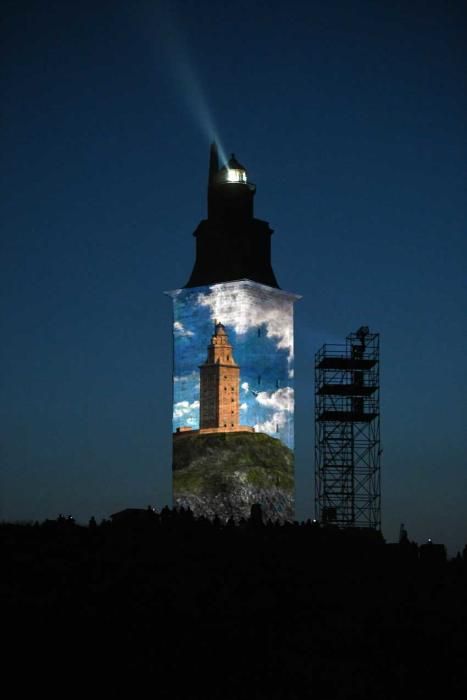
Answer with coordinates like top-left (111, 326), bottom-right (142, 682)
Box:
top-left (2, 0), bottom-right (466, 553)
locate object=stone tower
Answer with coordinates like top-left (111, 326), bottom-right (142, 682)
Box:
top-left (168, 144), bottom-right (299, 520)
top-left (200, 322), bottom-right (239, 431)
top-left (199, 322), bottom-right (254, 434)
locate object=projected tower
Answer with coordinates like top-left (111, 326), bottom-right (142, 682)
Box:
top-left (199, 322), bottom-right (253, 434)
top-left (168, 145), bottom-right (299, 521)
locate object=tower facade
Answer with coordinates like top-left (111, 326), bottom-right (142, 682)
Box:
top-left (169, 145), bottom-right (299, 521)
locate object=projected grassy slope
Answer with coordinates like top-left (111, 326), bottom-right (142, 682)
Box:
top-left (173, 432), bottom-right (294, 521)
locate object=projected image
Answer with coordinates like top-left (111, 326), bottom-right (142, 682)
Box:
top-left (169, 280), bottom-right (297, 522)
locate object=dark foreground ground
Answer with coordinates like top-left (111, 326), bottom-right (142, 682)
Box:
top-left (2, 508), bottom-right (467, 697)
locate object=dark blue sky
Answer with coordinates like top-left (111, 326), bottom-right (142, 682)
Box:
top-left (1, 0), bottom-right (466, 552)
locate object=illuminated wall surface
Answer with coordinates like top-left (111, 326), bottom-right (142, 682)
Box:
top-left (169, 280), bottom-right (298, 522)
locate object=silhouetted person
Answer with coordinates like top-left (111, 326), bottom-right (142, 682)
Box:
top-left (249, 503), bottom-right (264, 527)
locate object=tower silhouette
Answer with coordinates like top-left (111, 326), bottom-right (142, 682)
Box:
top-left (168, 144), bottom-right (299, 520)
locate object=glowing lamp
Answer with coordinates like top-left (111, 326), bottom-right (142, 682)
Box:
top-left (222, 154), bottom-right (247, 184)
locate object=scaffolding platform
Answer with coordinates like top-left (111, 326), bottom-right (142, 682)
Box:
top-left (317, 384), bottom-right (377, 396)
top-left (317, 410), bottom-right (378, 422)
top-left (316, 357), bottom-right (377, 370)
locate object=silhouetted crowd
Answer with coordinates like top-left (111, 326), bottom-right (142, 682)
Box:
top-left (2, 506), bottom-right (467, 696)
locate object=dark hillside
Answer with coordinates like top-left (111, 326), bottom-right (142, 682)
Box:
top-left (2, 514), bottom-right (466, 696)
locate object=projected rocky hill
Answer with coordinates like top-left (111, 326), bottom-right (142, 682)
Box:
top-left (173, 432), bottom-right (294, 522)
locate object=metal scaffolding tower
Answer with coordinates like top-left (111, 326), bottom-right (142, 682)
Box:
top-left (315, 326), bottom-right (381, 530)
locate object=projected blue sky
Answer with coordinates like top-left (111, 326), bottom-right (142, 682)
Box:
top-left (171, 283), bottom-right (295, 448)
top-left (1, 0), bottom-right (466, 553)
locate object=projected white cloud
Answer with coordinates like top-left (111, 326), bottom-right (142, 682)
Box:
top-left (254, 412), bottom-right (287, 435)
top-left (174, 371), bottom-right (199, 384)
top-left (253, 387), bottom-right (293, 436)
top-left (173, 399), bottom-right (199, 420)
top-left (256, 387), bottom-right (293, 412)
top-left (197, 284), bottom-right (294, 359)
top-left (174, 321), bottom-right (194, 337)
